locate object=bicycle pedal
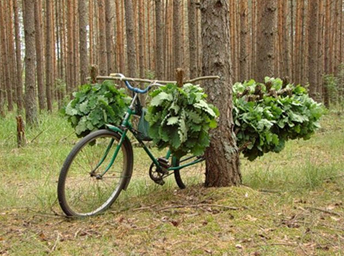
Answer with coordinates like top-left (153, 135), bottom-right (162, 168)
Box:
top-left (154, 179), bottom-right (165, 186)
top-left (157, 158), bottom-right (170, 173)
top-left (158, 157), bottom-right (169, 167)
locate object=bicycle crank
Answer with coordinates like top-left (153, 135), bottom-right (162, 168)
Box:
top-left (149, 158), bottom-right (171, 185)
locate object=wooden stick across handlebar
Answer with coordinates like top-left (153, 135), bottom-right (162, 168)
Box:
top-left (94, 73), bottom-right (220, 85)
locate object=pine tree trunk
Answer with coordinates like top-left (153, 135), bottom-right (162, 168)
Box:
top-left (138, 0), bottom-right (144, 78)
top-left (0, 1), bottom-right (12, 112)
top-left (239, 0), bottom-right (248, 81)
top-left (324, 0), bottom-right (331, 107)
top-left (308, 0), bottom-right (319, 99)
top-left (13, 0), bottom-right (24, 113)
top-left (79, 0), bottom-right (88, 84)
top-left (66, 0), bottom-right (74, 94)
top-left (116, 0), bottom-right (125, 73)
top-left (23, 0), bottom-right (38, 126)
top-left (45, 0), bottom-right (53, 111)
top-left (250, 0), bottom-right (257, 78)
top-left (34, 0), bottom-right (45, 111)
top-left (0, 1), bottom-right (5, 116)
top-left (318, 0), bottom-right (325, 99)
top-left (281, 0), bottom-right (290, 79)
top-left (98, 0), bottom-right (108, 75)
top-left (124, 0), bottom-right (137, 77)
top-left (155, 0), bottom-right (164, 79)
top-left (188, 0), bottom-right (198, 78)
top-left (89, 0), bottom-right (94, 66)
top-left (256, 0), bottom-right (277, 82)
top-left (105, 0), bottom-right (114, 74)
top-left (201, 0), bottom-right (241, 187)
top-left (6, 0), bottom-right (15, 112)
top-left (173, 0), bottom-right (182, 70)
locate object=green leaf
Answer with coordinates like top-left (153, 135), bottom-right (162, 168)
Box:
top-left (167, 116), bottom-right (179, 125)
top-left (146, 83), bottom-right (219, 158)
top-left (65, 102), bottom-right (78, 116)
top-left (150, 92), bottom-right (173, 106)
top-left (62, 80), bottom-right (131, 137)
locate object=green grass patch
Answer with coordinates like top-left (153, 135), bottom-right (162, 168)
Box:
top-left (0, 111), bottom-right (343, 255)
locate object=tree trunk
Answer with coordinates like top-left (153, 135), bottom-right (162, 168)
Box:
top-left (98, 0), bottom-right (108, 75)
top-left (239, 0), bottom-right (248, 81)
top-left (250, 0), bottom-right (257, 78)
top-left (105, 0), bottom-right (114, 74)
top-left (173, 0), bottom-right (183, 70)
top-left (34, 0), bottom-right (45, 111)
top-left (188, 0), bottom-right (198, 78)
top-left (308, 0), bottom-right (319, 99)
top-left (201, 0), bottom-right (241, 187)
top-left (45, 0), bottom-right (53, 111)
top-left (13, 0), bottom-right (24, 113)
top-left (0, 1), bottom-right (4, 116)
top-left (23, 0), bottom-right (38, 126)
top-left (124, 0), bottom-right (137, 77)
top-left (317, 0), bottom-right (325, 99)
top-left (138, 0), bottom-right (144, 78)
top-left (66, 0), bottom-right (74, 95)
top-left (79, 0), bottom-right (88, 84)
top-left (256, 0), bottom-right (277, 83)
top-left (281, 0), bottom-right (290, 79)
top-left (116, 0), bottom-right (125, 73)
top-left (5, 0), bottom-right (15, 112)
top-left (89, 0), bottom-right (94, 66)
top-left (155, 0), bottom-right (164, 79)
top-left (323, 0), bottom-right (331, 107)
top-left (0, 1), bottom-right (12, 112)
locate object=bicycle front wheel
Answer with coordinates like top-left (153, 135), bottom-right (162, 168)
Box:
top-left (58, 129), bottom-right (133, 217)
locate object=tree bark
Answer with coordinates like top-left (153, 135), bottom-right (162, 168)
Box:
top-left (155, 0), bottom-right (164, 79)
top-left (105, 0), bottom-right (114, 74)
top-left (13, 0), bottom-right (24, 113)
top-left (34, 0), bottom-right (45, 111)
top-left (239, 0), bottom-right (248, 81)
top-left (23, 0), bottom-right (38, 126)
top-left (308, 0), bottom-right (319, 99)
top-left (188, 0), bottom-right (198, 78)
top-left (173, 0), bottom-right (183, 70)
top-left (98, 0), bottom-right (108, 75)
top-left (124, 0), bottom-right (137, 77)
top-left (5, 0), bottom-right (15, 112)
top-left (250, 0), bottom-right (257, 78)
top-left (201, 0), bottom-right (241, 187)
top-left (45, 0), bottom-right (53, 111)
top-left (66, 0), bottom-right (74, 95)
top-left (79, 0), bottom-right (88, 84)
top-left (256, 0), bottom-right (277, 83)
top-left (0, 1), bottom-right (12, 112)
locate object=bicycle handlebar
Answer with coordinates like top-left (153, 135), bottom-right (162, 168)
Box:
top-left (96, 73), bottom-right (220, 94)
top-left (114, 73), bottom-right (157, 94)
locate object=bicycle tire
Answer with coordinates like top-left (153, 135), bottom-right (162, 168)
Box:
top-left (173, 157), bottom-right (185, 189)
top-left (58, 129), bottom-right (133, 217)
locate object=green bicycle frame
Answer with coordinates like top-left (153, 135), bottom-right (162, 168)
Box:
top-left (101, 91), bottom-right (205, 177)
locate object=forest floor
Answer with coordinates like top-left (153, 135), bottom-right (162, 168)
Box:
top-left (0, 110), bottom-right (344, 255)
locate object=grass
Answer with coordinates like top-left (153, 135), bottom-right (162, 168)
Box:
top-left (0, 110), bottom-right (344, 255)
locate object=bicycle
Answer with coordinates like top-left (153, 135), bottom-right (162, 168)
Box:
top-left (57, 73), bottom-right (218, 217)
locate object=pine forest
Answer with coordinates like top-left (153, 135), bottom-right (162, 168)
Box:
top-left (0, 0), bottom-right (343, 121)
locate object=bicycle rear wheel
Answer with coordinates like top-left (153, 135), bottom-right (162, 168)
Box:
top-left (173, 157), bottom-right (185, 189)
top-left (173, 155), bottom-right (206, 189)
top-left (58, 129), bottom-right (133, 217)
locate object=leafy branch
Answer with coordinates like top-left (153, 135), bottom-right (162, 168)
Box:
top-left (233, 77), bottom-right (324, 161)
top-left (61, 80), bottom-right (131, 137)
top-left (145, 83), bottom-right (219, 159)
